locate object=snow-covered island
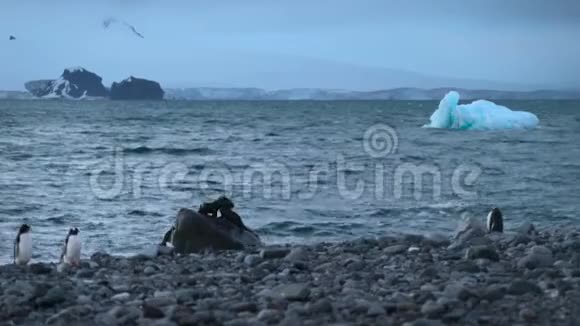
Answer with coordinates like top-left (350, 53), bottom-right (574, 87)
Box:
top-left (24, 67), bottom-right (164, 100)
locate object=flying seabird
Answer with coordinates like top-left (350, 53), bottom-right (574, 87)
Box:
top-left (102, 17), bottom-right (144, 39)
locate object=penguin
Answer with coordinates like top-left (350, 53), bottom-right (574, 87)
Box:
top-left (161, 225), bottom-right (175, 247)
top-left (60, 227), bottom-right (81, 266)
top-left (14, 224), bottom-right (32, 265)
top-left (9, 35), bottom-right (16, 40)
top-left (486, 207), bottom-right (504, 233)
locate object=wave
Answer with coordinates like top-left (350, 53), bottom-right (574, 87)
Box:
top-left (122, 146), bottom-right (213, 155)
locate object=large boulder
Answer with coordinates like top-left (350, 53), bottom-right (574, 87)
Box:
top-left (166, 208), bottom-right (262, 254)
top-left (24, 67), bottom-right (109, 99)
top-left (110, 76), bottom-right (164, 100)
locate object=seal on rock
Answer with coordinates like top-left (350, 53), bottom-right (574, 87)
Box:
top-left (60, 227), bottom-right (82, 266)
top-left (166, 197), bottom-right (262, 253)
top-left (198, 196), bottom-right (235, 218)
top-left (14, 224), bottom-right (32, 265)
top-left (487, 207), bottom-right (504, 233)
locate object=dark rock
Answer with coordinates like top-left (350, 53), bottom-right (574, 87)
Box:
top-left (481, 284), bottom-right (506, 301)
top-left (507, 280), bottom-right (543, 296)
top-left (519, 308), bottom-right (537, 321)
top-left (29, 263), bottom-right (53, 274)
top-left (110, 76), bottom-right (164, 100)
top-left (260, 248), bottom-right (290, 259)
top-left (455, 260), bottom-right (480, 273)
top-left (517, 222), bottom-right (537, 235)
top-left (231, 302), bottom-right (258, 313)
top-left (465, 245), bottom-right (500, 261)
top-left (143, 303), bottom-right (165, 319)
top-left (75, 269), bottom-right (95, 278)
top-left (306, 298), bottom-right (333, 314)
top-left (36, 287), bottom-right (67, 308)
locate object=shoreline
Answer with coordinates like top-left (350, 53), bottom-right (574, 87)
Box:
top-left (2, 222), bottom-right (580, 325)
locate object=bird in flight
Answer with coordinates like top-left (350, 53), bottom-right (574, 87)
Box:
top-left (9, 35), bottom-right (16, 40)
top-left (102, 17), bottom-right (144, 39)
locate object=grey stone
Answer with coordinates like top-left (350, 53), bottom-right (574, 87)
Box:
top-left (421, 300), bottom-right (446, 318)
top-left (260, 248), bottom-right (290, 259)
top-left (383, 244), bottom-right (408, 255)
top-left (403, 319), bottom-right (445, 326)
top-left (442, 283), bottom-right (474, 301)
top-left (257, 309), bottom-right (281, 322)
top-left (276, 283), bottom-right (311, 301)
top-left (107, 305), bottom-right (141, 324)
top-left (244, 254), bottom-right (262, 267)
top-left (111, 292), bottom-right (131, 302)
top-left (519, 308), bottom-right (537, 321)
top-left (145, 296), bottom-right (177, 307)
top-left (144, 266), bottom-right (157, 275)
top-left (46, 305), bottom-right (93, 324)
top-left (465, 245), bottom-right (500, 261)
top-left (366, 303), bottom-right (385, 316)
top-left (517, 222), bottom-right (537, 235)
top-left (285, 247), bottom-right (308, 262)
top-left (518, 245), bottom-right (553, 269)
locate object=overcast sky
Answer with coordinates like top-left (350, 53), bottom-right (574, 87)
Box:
top-left (1, 0), bottom-right (579, 90)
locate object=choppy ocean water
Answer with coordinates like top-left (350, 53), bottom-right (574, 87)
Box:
top-left (1, 99), bottom-right (579, 263)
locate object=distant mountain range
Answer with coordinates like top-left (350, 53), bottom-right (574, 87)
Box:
top-left (3, 87), bottom-right (580, 101)
top-left (163, 87), bottom-right (580, 101)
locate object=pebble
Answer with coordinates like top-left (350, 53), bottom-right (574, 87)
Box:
top-left (1, 227), bottom-right (579, 325)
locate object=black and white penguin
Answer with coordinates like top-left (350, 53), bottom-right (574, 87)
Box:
top-left (14, 224), bottom-right (32, 265)
top-left (161, 225), bottom-right (175, 247)
top-left (486, 207), bottom-right (504, 233)
top-left (60, 227), bottom-right (81, 266)
top-left (9, 35), bottom-right (16, 40)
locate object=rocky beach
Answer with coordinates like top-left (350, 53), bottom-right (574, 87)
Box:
top-left (2, 220), bottom-right (580, 326)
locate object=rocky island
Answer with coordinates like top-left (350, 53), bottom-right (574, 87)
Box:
top-left (110, 76), bottom-right (164, 100)
top-left (2, 218), bottom-right (580, 326)
top-left (24, 67), bottom-right (164, 101)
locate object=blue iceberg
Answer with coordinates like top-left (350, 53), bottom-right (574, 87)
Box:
top-left (424, 91), bottom-right (539, 130)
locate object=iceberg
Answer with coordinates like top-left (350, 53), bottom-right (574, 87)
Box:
top-left (424, 91), bottom-right (539, 130)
